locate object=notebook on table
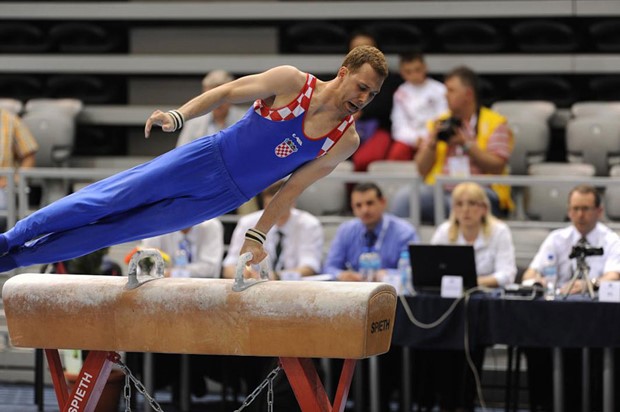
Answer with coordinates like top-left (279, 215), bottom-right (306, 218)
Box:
top-left (408, 244), bottom-right (478, 292)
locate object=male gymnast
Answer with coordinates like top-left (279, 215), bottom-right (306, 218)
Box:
top-left (0, 46), bottom-right (387, 271)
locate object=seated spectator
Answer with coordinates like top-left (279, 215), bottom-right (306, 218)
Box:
top-left (350, 108), bottom-right (393, 172)
top-left (348, 29), bottom-right (377, 50)
top-left (0, 109), bottom-right (38, 231)
top-left (175, 70), bottom-right (245, 147)
top-left (324, 182), bottom-right (419, 281)
top-left (223, 179), bottom-right (323, 279)
top-left (415, 182), bottom-right (516, 411)
top-left (523, 184), bottom-right (620, 292)
top-left (389, 52), bottom-right (447, 160)
top-left (391, 66), bottom-right (513, 223)
top-left (522, 184), bottom-right (620, 412)
top-left (431, 181), bottom-right (517, 287)
top-left (139, 218), bottom-right (224, 278)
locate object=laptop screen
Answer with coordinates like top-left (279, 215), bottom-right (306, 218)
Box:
top-left (408, 243), bottom-right (478, 292)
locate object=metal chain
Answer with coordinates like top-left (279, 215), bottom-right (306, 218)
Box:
top-left (234, 364), bottom-right (282, 412)
top-left (115, 357), bottom-right (165, 412)
top-left (124, 373), bottom-right (131, 412)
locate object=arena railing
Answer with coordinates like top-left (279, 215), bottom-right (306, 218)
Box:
top-left (434, 174), bottom-right (620, 229)
top-left (14, 167), bottom-right (423, 225)
top-left (0, 1), bottom-right (584, 20)
top-left (0, 168), bottom-right (17, 229)
top-left (12, 168), bottom-right (620, 234)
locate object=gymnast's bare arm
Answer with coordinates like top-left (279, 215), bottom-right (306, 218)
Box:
top-left (144, 65), bottom-right (307, 137)
top-left (241, 128), bottom-right (361, 265)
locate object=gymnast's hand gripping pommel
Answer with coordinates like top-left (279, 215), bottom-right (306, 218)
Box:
top-left (233, 252), bottom-right (271, 292)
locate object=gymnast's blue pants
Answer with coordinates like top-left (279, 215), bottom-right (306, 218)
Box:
top-left (0, 137), bottom-right (247, 271)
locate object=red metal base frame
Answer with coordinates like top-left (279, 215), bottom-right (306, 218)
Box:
top-left (46, 350), bottom-right (355, 412)
top-left (45, 349), bottom-right (119, 412)
top-left (280, 357), bottom-right (357, 412)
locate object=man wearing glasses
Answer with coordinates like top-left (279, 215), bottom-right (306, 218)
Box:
top-left (522, 184), bottom-right (620, 411)
top-left (523, 184), bottom-right (620, 293)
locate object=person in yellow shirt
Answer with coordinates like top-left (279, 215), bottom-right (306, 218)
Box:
top-left (0, 109), bottom-right (38, 230)
top-left (391, 66), bottom-right (513, 224)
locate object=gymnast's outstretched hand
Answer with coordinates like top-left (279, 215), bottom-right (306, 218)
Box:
top-left (144, 109), bottom-right (177, 137)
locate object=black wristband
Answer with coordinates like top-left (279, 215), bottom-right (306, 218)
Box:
top-left (167, 110), bottom-right (185, 131)
top-left (247, 228), bottom-right (266, 243)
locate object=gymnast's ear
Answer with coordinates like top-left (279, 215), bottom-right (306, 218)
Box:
top-left (337, 66), bottom-right (349, 79)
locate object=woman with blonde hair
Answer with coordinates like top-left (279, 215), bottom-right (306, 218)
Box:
top-left (416, 182), bottom-right (517, 412)
top-left (431, 181), bottom-right (517, 287)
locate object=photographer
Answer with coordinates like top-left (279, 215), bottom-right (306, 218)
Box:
top-left (522, 184), bottom-right (620, 411)
top-left (391, 66), bottom-right (513, 223)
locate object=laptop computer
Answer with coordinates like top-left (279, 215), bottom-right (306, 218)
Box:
top-left (408, 244), bottom-right (478, 292)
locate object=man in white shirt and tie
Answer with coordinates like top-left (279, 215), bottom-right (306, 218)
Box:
top-left (139, 218), bottom-right (224, 278)
top-left (223, 179), bottom-right (324, 279)
top-left (522, 184), bottom-right (620, 412)
top-left (523, 184), bottom-right (620, 294)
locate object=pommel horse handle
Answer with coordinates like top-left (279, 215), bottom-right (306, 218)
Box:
top-left (125, 248), bottom-right (164, 290)
top-left (233, 252), bottom-right (271, 292)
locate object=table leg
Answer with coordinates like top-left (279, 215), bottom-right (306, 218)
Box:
top-left (321, 358), bottom-right (332, 398)
top-left (505, 346), bottom-right (514, 412)
top-left (582, 348), bottom-right (590, 412)
top-left (553, 347), bottom-right (563, 412)
top-left (354, 363), bottom-right (363, 412)
top-left (402, 347), bottom-right (411, 412)
top-left (35, 348), bottom-right (44, 412)
top-left (143, 352), bottom-right (154, 412)
top-left (180, 354), bottom-right (190, 412)
top-left (603, 348), bottom-right (614, 412)
top-left (369, 356), bottom-right (379, 412)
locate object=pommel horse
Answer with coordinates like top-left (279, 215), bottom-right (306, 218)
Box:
top-left (2, 270), bottom-right (396, 411)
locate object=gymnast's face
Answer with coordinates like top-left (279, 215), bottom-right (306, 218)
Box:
top-left (351, 189), bottom-right (386, 229)
top-left (338, 63), bottom-right (384, 115)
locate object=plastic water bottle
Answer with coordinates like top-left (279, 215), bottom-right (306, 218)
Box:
top-left (368, 251), bottom-right (381, 281)
top-left (541, 253), bottom-right (557, 300)
top-left (359, 250), bottom-right (381, 282)
top-left (398, 250), bottom-right (412, 295)
top-left (172, 247), bottom-right (190, 278)
top-left (358, 253), bottom-right (371, 281)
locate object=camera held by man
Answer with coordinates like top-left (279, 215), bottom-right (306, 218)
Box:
top-left (436, 117), bottom-right (462, 142)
